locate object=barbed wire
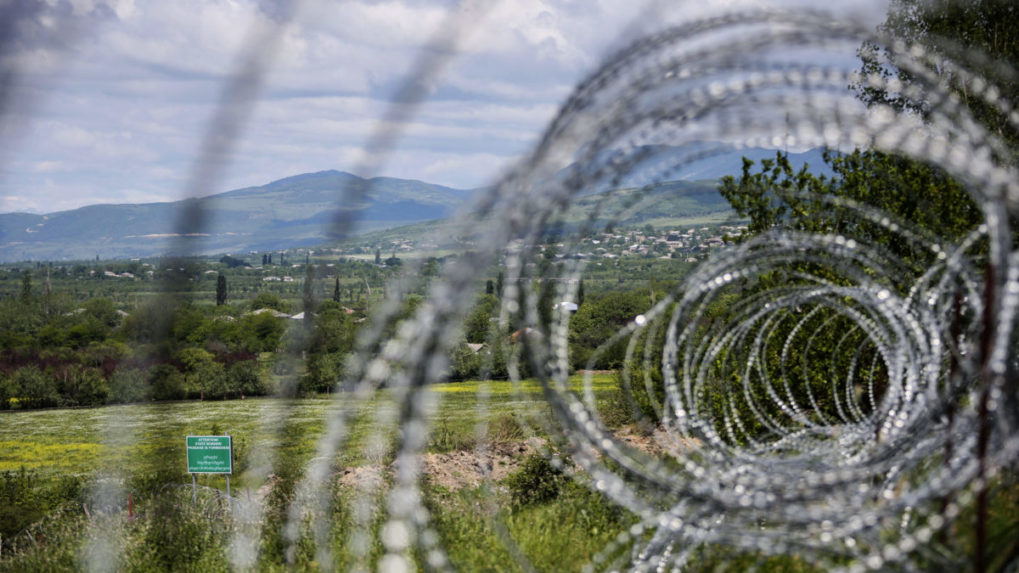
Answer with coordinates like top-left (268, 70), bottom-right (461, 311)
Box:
top-left (320, 7), bottom-right (1019, 572)
top-left (2, 2), bottom-right (1018, 571)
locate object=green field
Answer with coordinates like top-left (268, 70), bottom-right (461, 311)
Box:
top-left (0, 375), bottom-right (616, 477)
top-left (0, 375), bottom-right (658, 572)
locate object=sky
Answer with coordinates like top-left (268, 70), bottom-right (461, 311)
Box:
top-left (0, 0), bottom-right (890, 215)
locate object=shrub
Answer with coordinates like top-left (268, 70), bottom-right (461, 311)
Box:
top-left (149, 364), bottom-right (185, 401)
top-left (228, 359), bottom-right (268, 397)
top-left (505, 453), bottom-right (567, 507)
top-left (0, 468), bottom-right (84, 544)
top-left (14, 366), bottom-right (59, 409)
top-left (108, 367), bottom-right (150, 404)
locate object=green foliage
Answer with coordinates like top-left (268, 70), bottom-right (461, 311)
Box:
top-left (149, 364), bottom-right (185, 401)
top-left (176, 347), bottom-right (227, 399)
top-left (682, 546), bottom-right (822, 573)
top-left (215, 272), bottom-right (227, 305)
top-left (719, 149), bottom-right (982, 267)
top-left (301, 300), bottom-right (359, 393)
top-left (58, 365), bottom-right (109, 407)
top-left (250, 292), bottom-right (288, 312)
top-left (0, 468), bottom-right (84, 546)
top-left (228, 359), bottom-right (269, 396)
top-left (108, 367), bottom-right (150, 404)
top-left (237, 311), bottom-right (287, 353)
top-left (448, 341), bottom-right (483, 381)
top-left (856, 0), bottom-right (1019, 148)
top-left (14, 366), bottom-right (59, 409)
top-left (127, 489), bottom-right (229, 571)
top-left (428, 479), bottom-right (632, 572)
top-left (569, 288), bottom-right (653, 370)
top-left (20, 270), bottom-right (32, 302)
top-left (463, 293), bottom-right (499, 344)
top-left (121, 298), bottom-right (176, 346)
top-left (302, 263), bottom-right (316, 320)
top-left (0, 375), bottom-right (17, 410)
top-left (218, 254), bottom-right (249, 268)
top-left (505, 453), bottom-right (568, 507)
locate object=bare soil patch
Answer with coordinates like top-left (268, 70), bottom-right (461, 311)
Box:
top-left (334, 428), bottom-right (699, 492)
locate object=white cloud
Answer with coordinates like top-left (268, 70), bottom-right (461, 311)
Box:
top-left (0, 0), bottom-right (893, 215)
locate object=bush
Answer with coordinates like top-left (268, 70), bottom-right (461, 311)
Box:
top-left (149, 364), bottom-right (185, 401)
top-left (14, 366), bottom-right (59, 409)
top-left (59, 365), bottom-right (108, 407)
top-left (228, 359), bottom-right (268, 397)
top-left (505, 453), bottom-right (567, 507)
top-left (0, 468), bottom-right (84, 544)
top-left (0, 374), bottom-right (17, 410)
top-left (108, 367), bottom-right (150, 404)
top-left (449, 341), bottom-right (482, 381)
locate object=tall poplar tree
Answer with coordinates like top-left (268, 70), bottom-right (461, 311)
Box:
top-left (216, 273), bottom-right (227, 306)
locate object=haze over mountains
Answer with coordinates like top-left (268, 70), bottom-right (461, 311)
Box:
top-left (0, 145), bottom-right (831, 262)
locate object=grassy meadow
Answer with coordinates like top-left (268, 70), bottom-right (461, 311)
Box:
top-left (0, 374), bottom-right (650, 572)
top-left (0, 374), bottom-right (617, 477)
top-left (2, 375), bottom-right (1013, 571)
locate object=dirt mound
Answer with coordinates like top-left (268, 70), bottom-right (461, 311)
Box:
top-left (420, 438), bottom-right (544, 490)
top-left (338, 464), bottom-right (387, 490)
top-left (333, 429), bottom-right (699, 492)
top-left (336, 438), bottom-right (545, 491)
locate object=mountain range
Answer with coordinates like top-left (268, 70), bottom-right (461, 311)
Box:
top-left (0, 145), bottom-right (831, 262)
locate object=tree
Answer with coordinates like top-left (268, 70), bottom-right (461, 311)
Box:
top-left (0, 374), bottom-right (18, 409)
top-left (250, 292), bottom-right (288, 313)
top-left (20, 270), bottom-right (31, 302)
top-left (237, 312), bottom-right (286, 353)
top-left (569, 289), bottom-right (652, 369)
top-left (856, 0), bottom-right (1019, 148)
top-left (149, 364), bottom-right (185, 401)
top-left (15, 366), bottom-right (58, 409)
top-left (302, 264), bottom-right (316, 324)
top-left (374, 248), bottom-right (382, 265)
top-left (485, 280), bottom-right (495, 295)
top-left (464, 294), bottom-right (499, 343)
top-left (710, 0), bottom-right (1012, 444)
top-left (720, 0), bottom-right (1015, 262)
top-left (718, 149), bottom-right (981, 268)
top-left (303, 301), bottom-right (357, 392)
top-left (108, 368), bottom-right (150, 404)
top-left (216, 273), bottom-right (227, 306)
top-left (333, 277), bottom-right (341, 303)
top-left (219, 255), bottom-right (248, 268)
top-left (228, 360), bottom-right (268, 397)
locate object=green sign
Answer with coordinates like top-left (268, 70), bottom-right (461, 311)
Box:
top-left (186, 435), bottom-right (233, 474)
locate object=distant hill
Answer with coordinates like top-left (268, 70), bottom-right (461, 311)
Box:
top-left (661, 144), bottom-right (833, 181)
top-left (0, 171), bottom-right (472, 261)
top-left (0, 145), bottom-right (834, 262)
